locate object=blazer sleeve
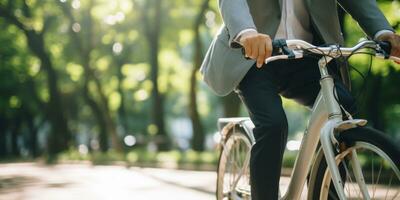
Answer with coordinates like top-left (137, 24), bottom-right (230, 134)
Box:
top-left (337, 0), bottom-right (394, 38)
top-left (218, 0), bottom-right (257, 47)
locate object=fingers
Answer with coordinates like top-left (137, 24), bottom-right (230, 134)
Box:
top-left (265, 37), bottom-right (272, 58)
top-left (250, 39), bottom-right (258, 59)
top-left (243, 39), bottom-right (251, 58)
top-left (256, 41), bottom-right (266, 68)
top-left (377, 32), bottom-right (400, 64)
top-left (241, 33), bottom-right (272, 68)
top-left (389, 35), bottom-right (400, 64)
top-left (389, 35), bottom-right (400, 57)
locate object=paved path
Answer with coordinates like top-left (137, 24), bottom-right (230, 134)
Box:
top-left (0, 163), bottom-right (216, 200)
top-left (0, 163), bottom-right (302, 200)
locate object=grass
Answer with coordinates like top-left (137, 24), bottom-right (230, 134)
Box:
top-left (56, 148), bottom-right (220, 169)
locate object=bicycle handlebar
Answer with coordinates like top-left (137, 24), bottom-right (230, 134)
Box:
top-left (265, 39), bottom-right (399, 64)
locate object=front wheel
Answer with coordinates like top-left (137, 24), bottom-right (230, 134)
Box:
top-left (308, 127), bottom-right (400, 200)
top-left (216, 128), bottom-right (252, 200)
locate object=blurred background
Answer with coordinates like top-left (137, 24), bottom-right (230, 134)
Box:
top-left (0, 0), bottom-right (399, 199)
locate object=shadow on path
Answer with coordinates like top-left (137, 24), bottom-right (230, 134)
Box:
top-left (0, 175), bottom-right (73, 194)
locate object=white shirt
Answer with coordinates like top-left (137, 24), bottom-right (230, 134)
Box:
top-left (274, 0), bottom-right (313, 42)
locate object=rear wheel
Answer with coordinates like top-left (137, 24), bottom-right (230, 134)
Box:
top-left (216, 129), bottom-right (252, 200)
top-left (308, 127), bottom-right (400, 200)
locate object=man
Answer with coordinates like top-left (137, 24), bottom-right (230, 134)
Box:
top-left (200, 0), bottom-right (400, 199)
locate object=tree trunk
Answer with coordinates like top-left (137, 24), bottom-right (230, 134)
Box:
top-left (190, 0), bottom-right (210, 152)
top-left (10, 116), bottom-right (21, 157)
top-left (24, 30), bottom-right (70, 155)
top-left (116, 62), bottom-right (129, 136)
top-left (85, 0), bottom-right (122, 152)
top-left (0, 117), bottom-right (8, 157)
top-left (24, 78), bottom-right (44, 157)
top-left (25, 111), bottom-right (38, 157)
top-left (143, 0), bottom-right (170, 151)
top-left (80, 52), bottom-right (120, 152)
top-left (149, 40), bottom-right (170, 150)
top-left (82, 78), bottom-right (109, 152)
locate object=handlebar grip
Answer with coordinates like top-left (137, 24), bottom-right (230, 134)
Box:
top-left (271, 40), bottom-right (282, 55)
top-left (378, 41), bottom-right (392, 55)
top-left (272, 39), bottom-right (283, 49)
top-left (272, 39), bottom-right (296, 58)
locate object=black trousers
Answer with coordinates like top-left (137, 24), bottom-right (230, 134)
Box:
top-left (235, 57), bottom-right (357, 200)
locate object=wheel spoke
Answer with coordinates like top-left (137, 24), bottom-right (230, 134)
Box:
top-left (371, 151), bottom-right (375, 199)
top-left (390, 185), bottom-right (400, 200)
top-left (231, 140), bottom-right (237, 191)
top-left (373, 160), bottom-right (383, 198)
top-left (384, 175), bottom-right (392, 200)
top-left (342, 159), bottom-right (360, 198)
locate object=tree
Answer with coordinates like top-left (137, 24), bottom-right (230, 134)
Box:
top-left (140, 0), bottom-right (171, 150)
top-left (58, 0), bottom-right (123, 152)
top-left (189, 0), bottom-right (210, 151)
top-left (0, 0), bottom-right (71, 155)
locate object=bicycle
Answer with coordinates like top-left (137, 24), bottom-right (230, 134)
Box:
top-left (216, 39), bottom-right (400, 200)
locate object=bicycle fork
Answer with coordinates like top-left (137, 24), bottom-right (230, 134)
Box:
top-left (320, 119), bottom-right (371, 200)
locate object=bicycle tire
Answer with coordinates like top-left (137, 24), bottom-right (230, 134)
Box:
top-left (308, 126), bottom-right (400, 200)
top-left (216, 127), bottom-right (252, 200)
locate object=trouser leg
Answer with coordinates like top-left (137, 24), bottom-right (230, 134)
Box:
top-left (236, 65), bottom-right (288, 200)
top-left (278, 58), bottom-right (357, 114)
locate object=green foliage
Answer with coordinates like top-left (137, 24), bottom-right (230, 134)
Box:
top-left (57, 148), bottom-right (219, 168)
top-left (343, 1), bottom-right (400, 137)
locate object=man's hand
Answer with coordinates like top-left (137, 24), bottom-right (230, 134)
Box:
top-left (376, 32), bottom-right (400, 64)
top-left (239, 32), bottom-right (273, 68)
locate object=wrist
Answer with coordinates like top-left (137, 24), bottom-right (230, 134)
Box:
top-left (375, 30), bottom-right (395, 41)
top-left (238, 31), bottom-right (258, 43)
top-left (234, 29), bottom-right (258, 44)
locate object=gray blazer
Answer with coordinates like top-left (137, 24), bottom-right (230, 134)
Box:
top-left (200, 0), bottom-right (393, 96)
